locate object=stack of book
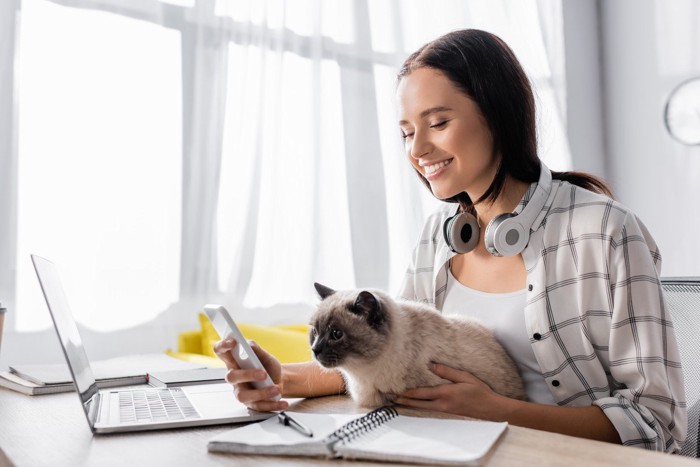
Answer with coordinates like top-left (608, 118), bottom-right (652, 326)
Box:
top-left (0, 353), bottom-right (218, 395)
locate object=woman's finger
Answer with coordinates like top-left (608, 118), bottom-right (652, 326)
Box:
top-left (395, 396), bottom-right (438, 410)
top-left (235, 384), bottom-right (282, 404)
top-left (213, 338), bottom-right (241, 369)
top-left (430, 362), bottom-right (477, 383)
top-left (224, 368), bottom-right (268, 385)
top-left (245, 399), bottom-right (289, 413)
top-left (400, 385), bottom-right (440, 400)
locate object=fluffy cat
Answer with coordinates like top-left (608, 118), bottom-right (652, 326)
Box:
top-left (309, 282), bottom-right (526, 408)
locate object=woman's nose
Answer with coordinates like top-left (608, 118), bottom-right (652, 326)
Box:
top-left (410, 132), bottom-right (431, 159)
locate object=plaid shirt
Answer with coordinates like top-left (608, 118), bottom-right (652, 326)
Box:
top-left (398, 179), bottom-right (687, 453)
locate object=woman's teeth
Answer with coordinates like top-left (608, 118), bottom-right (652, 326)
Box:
top-left (424, 159), bottom-right (452, 175)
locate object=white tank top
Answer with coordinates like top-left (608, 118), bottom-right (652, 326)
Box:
top-left (442, 269), bottom-right (556, 405)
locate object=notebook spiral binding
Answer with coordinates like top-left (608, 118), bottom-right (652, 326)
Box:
top-left (323, 406), bottom-right (399, 452)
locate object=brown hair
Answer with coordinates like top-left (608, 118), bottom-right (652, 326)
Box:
top-left (397, 29), bottom-right (613, 211)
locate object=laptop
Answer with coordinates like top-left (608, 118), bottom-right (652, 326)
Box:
top-left (30, 254), bottom-right (273, 434)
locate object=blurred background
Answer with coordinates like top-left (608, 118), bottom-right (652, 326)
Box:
top-left (1, 0), bottom-right (699, 367)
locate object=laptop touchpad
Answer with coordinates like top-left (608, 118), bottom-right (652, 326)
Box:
top-left (184, 383), bottom-right (253, 417)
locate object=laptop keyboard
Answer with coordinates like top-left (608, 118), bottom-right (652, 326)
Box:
top-left (118, 388), bottom-right (200, 423)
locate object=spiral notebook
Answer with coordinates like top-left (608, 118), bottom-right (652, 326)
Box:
top-left (208, 406), bottom-right (507, 466)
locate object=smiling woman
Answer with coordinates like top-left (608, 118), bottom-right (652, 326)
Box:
top-left (394, 29), bottom-right (685, 453)
top-left (214, 28), bottom-right (687, 455)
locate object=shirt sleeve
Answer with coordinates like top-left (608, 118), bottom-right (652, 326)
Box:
top-left (592, 212), bottom-right (687, 452)
top-left (395, 221), bottom-right (430, 302)
top-left (395, 207), bottom-right (449, 304)
top-left (396, 259), bottom-right (417, 302)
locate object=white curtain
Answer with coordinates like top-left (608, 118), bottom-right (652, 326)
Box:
top-left (0, 0), bottom-right (570, 365)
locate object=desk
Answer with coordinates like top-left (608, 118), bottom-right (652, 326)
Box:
top-left (0, 386), bottom-right (696, 467)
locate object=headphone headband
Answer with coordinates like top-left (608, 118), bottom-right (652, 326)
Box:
top-left (503, 163), bottom-right (552, 235)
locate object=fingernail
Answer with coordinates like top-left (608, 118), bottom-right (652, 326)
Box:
top-left (268, 386), bottom-right (279, 396)
top-left (255, 370), bottom-right (266, 380)
top-left (429, 362), bottom-right (437, 371)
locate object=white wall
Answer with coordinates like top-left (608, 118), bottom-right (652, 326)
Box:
top-left (565, 0), bottom-right (700, 277)
top-left (562, 0), bottom-right (607, 178)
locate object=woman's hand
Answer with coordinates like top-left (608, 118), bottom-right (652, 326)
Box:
top-left (397, 363), bottom-right (623, 444)
top-left (213, 338), bottom-right (288, 412)
top-left (395, 362), bottom-right (506, 420)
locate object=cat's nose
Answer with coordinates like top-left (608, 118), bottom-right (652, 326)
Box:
top-left (311, 339), bottom-right (325, 356)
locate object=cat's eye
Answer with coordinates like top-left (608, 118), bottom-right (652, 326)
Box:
top-left (331, 328), bottom-right (344, 340)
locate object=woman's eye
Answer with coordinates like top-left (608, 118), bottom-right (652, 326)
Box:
top-left (430, 120), bottom-right (448, 129)
top-left (401, 131), bottom-right (414, 140)
top-left (331, 328), bottom-right (344, 340)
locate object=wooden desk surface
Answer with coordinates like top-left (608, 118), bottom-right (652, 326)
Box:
top-left (0, 386), bottom-right (696, 467)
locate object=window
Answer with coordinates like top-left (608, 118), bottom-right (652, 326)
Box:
top-left (4, 0), bottom-right (569, 343)
top-left (16, 0), bottom-right (182, 331)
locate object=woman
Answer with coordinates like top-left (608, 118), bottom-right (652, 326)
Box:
top-left (214, 29), bottom-right (686, 452)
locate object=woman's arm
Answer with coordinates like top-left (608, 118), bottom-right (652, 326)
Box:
top-left (214, 338), bottom-right (345, 412)
top-left (491, 393), bottom-right (621, 443)
top-left (592, 212), bottom-right (687, 451)
top-left (281, 361), bottom-right (346, 398)
top-left (396, 362), bottom-right (621, 443)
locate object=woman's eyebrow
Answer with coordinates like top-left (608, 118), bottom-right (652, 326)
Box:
top-left (399, 106), bottom-right (453, 125)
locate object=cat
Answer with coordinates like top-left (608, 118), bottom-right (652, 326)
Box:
top-left (309, 282), bottom-right (526, 408)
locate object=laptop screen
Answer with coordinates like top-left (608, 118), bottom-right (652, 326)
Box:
top-left (31, 255), bottom-right (99, 415)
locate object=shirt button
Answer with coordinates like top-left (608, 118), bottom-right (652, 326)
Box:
top-left (528, 284), bottom-right (533, 291)
top-left (551, 380), bottom-right (560, 387)
top-left (533, 333), bottom-right (542, 340)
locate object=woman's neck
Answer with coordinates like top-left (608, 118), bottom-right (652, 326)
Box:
top-left (472, 175), bottom-right (530, 227)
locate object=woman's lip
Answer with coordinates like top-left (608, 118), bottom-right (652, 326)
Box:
top-left (424, 160), bottom-right (452, 180)
top-left (421, 158), bottom-right (452, 168)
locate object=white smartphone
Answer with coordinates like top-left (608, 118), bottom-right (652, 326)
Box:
top-left (204, 304), bottom-right (281, 401)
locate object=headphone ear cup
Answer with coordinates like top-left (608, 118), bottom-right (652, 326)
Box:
top-left (485, 213), bottom-right (528, 257)
top-left (443, 212), bottom-right (480, 254)
top-left (481, 163), bottom-right (553, 257)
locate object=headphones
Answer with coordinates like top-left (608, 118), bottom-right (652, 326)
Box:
top-left (443, 163), bottom-right (552, 257)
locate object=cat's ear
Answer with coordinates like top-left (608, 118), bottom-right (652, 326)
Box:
top-left (352, 291), bottom-right (386, 327)
top-left (314, 282), bottom-right (336, 300)
top-left (353, 291), bottom-right (378, 315)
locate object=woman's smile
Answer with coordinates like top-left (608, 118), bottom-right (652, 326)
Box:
top-left (422, 158), bottom-right (453, 180)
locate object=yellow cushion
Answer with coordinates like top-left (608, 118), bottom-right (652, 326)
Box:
top-left (277, 324), bottom-right (312, 333)
top-left (177, 329), bottom-right (203, 355)
top-left (196, 313), bottom-right (312, 364)
top-left (199, 313), bottom-right (220, 357)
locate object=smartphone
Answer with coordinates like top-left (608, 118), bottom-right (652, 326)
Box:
top-left (204, 304), bottom-right (281, 401)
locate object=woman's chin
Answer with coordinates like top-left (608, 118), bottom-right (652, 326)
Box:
top-left (430, 184), bottom-right (460, 201)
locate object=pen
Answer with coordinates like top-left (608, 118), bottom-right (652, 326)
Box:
top-left (277, 411), bottom-right (314, 437)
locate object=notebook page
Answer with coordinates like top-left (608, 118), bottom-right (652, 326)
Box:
top-left (208, 412), bottom-right (363, 457)
top-left (335, 416), bottom-right (508, 466)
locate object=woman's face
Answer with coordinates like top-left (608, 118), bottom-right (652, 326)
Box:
top-left (397, 67), bottom-right (498, 201)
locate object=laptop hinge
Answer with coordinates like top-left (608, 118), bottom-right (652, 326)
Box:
top-left (86, 392), bottom-right (102, 430)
